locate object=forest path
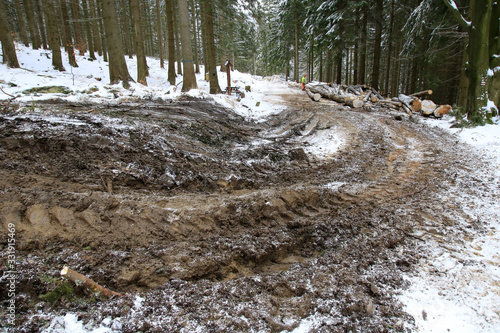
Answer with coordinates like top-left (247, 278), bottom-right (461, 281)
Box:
top-left (1, 89), bottom-right (496, 331)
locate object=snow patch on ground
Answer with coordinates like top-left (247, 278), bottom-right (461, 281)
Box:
top-left (0, 44), bottom-right (284, 123)
top-left (399, 116), bottom-right (500, 332)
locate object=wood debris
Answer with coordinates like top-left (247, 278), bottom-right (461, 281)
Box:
top-left (303, 83), bottom-right (450, 118)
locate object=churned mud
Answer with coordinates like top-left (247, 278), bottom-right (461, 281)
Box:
top-left (0, 90), bottom-right (487, 332)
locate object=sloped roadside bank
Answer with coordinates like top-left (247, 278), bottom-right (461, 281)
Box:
top-left (0, 94), bottom-right (493, 332)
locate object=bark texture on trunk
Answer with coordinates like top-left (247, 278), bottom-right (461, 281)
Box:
top-left (0, 0), bottom-right (20, 68)
top-left (178, 0), bottom-right (198, 91)
top-left (203, 0), bottom-right (221, 94)
top-left (102, 0), bottom-right (133, 88)
top-left (130, 0), bottom-right (149, 85)
top-left (43, 0), bottom-right (65, 71)
top-left (165, 0), bottom-right (177, 85)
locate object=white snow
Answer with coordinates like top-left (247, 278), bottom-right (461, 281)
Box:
top-left (3, 44), bottom-right (500, 333)
top-left (399, 115), bottom-right (500, 332)
top-left (0, 44), bottom-right (284, 123)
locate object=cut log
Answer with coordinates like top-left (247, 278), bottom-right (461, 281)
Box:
top-left (61, 266), bottom-right (122, 297)
top-left (378, 100), bottom-right (402, 108)
top-left (433, 104), bottom-right (452, 118)
top-left (421, 100), bottom-right (438, 116)
top-left (370, 88), bottom-right (384, 100)
top-left (410, 89), bottom-right (433, 98)
top-left (307, 84), bottom-right (364, 108)
top-left (410, 98), bottom-right (422, 112)
top-left (350, 98), bottom-right (365, 108)
top-left (398, 94), bottom-right (415, 114)
top-left (305, 88), bottom-right (321, 102)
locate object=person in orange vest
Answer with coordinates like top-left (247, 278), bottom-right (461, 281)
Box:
top-left (302, 74), bottom-right (306, 90)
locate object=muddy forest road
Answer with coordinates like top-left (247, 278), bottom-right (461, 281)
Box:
top-left (0, 85), bottom-right (493, 332)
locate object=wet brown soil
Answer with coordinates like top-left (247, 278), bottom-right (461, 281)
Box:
top-left (0, 91), bottom-right (483, 332)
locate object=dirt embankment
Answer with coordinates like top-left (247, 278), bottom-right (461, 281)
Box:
top-left (0, 92), bottom-right (481, 332)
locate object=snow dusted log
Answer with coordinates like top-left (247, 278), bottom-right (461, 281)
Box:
top-left (305, 88), bottom-right (321, 102)
top-left (307, 84), bottom-right (364, 108)
top-left (61, 266), bottom-right (122, 297)
top-left (377, 100), bottom-right (402, 108)
top-left (433, 104), bottom-right (452, 118)
top-left (410, 89), bottom-right (433, 98)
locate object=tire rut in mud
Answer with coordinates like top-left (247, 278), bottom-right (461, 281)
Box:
top-left (0, 95), bottom-right (470, 331)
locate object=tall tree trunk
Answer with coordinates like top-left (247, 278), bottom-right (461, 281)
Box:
top-left (165, 0), bottom-right (176, 85)
top-left (319, 46), bottom-right (323, 82)
top-left (335, 50), bottom-right (342, 83)
top-left (203, 0), bottom-right (221, 94)
top-left (130, 0), bottom-right (148, 85)
top-left (24, 0), bottom-right (42, 49)
top-left (353, 7), bottom-right (359, 84)
top-left (178, 0), bottom-right (197, 91)
top-left (371, 0), bottom-right (383, 90)
top-left (466, 0), bottom-right (494, 121)
top-left (219, 14), bottom-right (227, 72)
top-left (156, 0), bottom-right (165, 68)
top-left (384, 0), bottom-right (395, 95)
top-left (97, 0), bottom-right (108, 62)
top-left (101, 0), bottom-right (133, 87)
top-left (14, 0), bottom-right (30, 47)
top-left (0, 0), bottom-right (20, 68)
top-left (89, 0), bottom-right (102, 56)
top-left (294, 15), bottom-right (299, 82)
top-left (358, 11), bottom-right (367, 84)
top-left (71, 0), bottom-right (86, 55)
top-left (488, 2), bottom-right (500, 112)
top-left (444, 0), bottom-right (498, 120)
top-left (120, 0), bottom-right (132, 58)
top-left (390, 41), bottom-right (401, 97)
top-left (82, 0), bottom-right (96, 59)
top-left (142, 3), bottom-right (154, 57)
top-left (173, 6), bottom-right (182, 75)
top-left (60, 0), bottom-right (78, 67)
top-left (190, 0), bottom-right (200, 74)
top-left (43, 0), bottom-right (65, 71)
top-left (34, 0), bottom-right (48, 49)
top-left (326, 48), bottom-right (333, 83)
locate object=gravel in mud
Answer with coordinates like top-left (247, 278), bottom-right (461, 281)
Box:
top-left (0, 92), bottom-right (486, 332)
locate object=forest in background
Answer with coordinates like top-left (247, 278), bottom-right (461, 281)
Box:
top-left (0, 0), bottom-right (498, 123)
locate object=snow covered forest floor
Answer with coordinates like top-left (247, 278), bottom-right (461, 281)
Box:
top-left (1, 46), bottom-right (499, 332)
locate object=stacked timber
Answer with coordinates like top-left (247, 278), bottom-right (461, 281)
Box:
top-left (304, 82), bottom-right (452, 118)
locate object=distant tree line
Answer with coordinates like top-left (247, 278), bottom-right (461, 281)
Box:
top-left (259, 0), bottom-right (499, 124)
top-left (0, 0), bottom-right (260, 92)
top-left (0, 0), bottom-right (498, 123)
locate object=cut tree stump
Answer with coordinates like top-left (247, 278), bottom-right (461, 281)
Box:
top-left (61, 266), bottom-right (122, 297)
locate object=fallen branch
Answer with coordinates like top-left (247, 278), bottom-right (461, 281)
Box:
top-left (1, 87), bottom-right (17, 113)
top-left (410, 89), bottom-right (433, 98)
top-left (61, 266), bottom-right (122, 297)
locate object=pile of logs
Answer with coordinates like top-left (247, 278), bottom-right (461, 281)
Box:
top-left (305, 83), bottom-right (452, 118)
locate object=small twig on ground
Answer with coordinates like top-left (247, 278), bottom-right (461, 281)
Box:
top-left (391, 184), bottom-right (429, 201)
top-left (1, 86), bottom-right (18, 113)
top-left (0, 86), bottom-right (15, 98)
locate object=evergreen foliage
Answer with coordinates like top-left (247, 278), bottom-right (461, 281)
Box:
top-left (0, 0), bottom-right (496, 122)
